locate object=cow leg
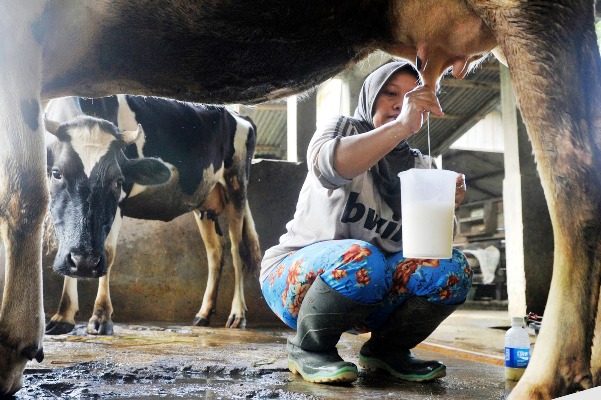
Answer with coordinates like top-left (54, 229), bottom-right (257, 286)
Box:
top-left (192, 209), bottom-right (225, 327)
top-left (45, 277), bottom-right (79, 335)
top-left (468, 1), bottom-right (601, 398)
top-left (591, 297), bottom-right (601, 385)
top-left (223, 200), bottom-right (248, 329)
top-left (87, 214), bottom-right (122, 335)
top-left (0, 4), bottom-right (47, 396)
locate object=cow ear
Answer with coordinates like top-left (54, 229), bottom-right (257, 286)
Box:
top-left (122, 157), bottom-right (171, 186)
top-left (44, 115), bottom-right (61, 136)
top-left (122, 124), bottom-right (142, 145)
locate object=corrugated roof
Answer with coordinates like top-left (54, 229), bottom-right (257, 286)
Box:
top-left (237, 103), bottom-right (287, 159)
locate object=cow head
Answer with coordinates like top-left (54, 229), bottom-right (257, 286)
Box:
top-left (45, 116), bottom-right (171, 278)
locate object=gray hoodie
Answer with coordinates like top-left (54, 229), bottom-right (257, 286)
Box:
top-left (260, 62), bottom-right (432, 283)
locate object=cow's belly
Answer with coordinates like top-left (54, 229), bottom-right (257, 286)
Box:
top-left (40, 1), bottom-right (389, 104)
top-left (121, 179), bottom-right (215, 222)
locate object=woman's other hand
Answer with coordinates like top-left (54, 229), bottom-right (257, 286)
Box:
top-left (455, 173), bottom-right (466, 209)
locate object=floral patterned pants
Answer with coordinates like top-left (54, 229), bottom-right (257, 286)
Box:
top-left (261, 239), bottom-right (472, 332)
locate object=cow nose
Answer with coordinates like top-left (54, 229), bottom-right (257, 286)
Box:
top-left (68, 253), bottom-right (101, 277)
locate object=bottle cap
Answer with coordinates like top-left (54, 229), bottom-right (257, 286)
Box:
top-left (511, 316), bottom-right (524, 326)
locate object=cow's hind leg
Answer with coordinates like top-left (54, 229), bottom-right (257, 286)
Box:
top-left (591, 297), bottom-right (601, 386)
top-left (45, 277), bottom-right (79, 335)
top-left (467, 1), bottom-right (601, 398)
top-left (192, 209), bottom-right (225, 327)
top-left (0, 4), bottom-right (47, 396)
top-left (86, 215), bottom-right (122, 335)
top-left (223, 199), bottom-right (249, 329)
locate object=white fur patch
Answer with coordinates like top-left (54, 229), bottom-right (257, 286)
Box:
top-left (232, 113), bottom-right (253, 161)
top-left (117, 94), bottom-right (146, 157)
top-left (116, 94), bottom-right (150, 198)
top-left (68, 123), bottom-right (116, 177)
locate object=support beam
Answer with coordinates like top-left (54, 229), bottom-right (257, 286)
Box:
top-left (501, 65), bottom-right (553, 317)
top-left (286, 92), bottom-right (317, 162)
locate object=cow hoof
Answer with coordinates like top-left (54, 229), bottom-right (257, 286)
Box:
top-left (226, 315), bottom-right (246, 329)
top-left (45, 321), bottom-right (75, 335)
top-left (510, 374), bottom-right (594, 399)
top-left (192, 316), bottom-right (210, 327)
top-left (0, 340), bottom-right (28, 397)
top-left (0, 385), bottom-right (20, 398)
top-left (87, 320), bottom-right (114, 336)
top-left (21, 345), bottom-right (44, 362)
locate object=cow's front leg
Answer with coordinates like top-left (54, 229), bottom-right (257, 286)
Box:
top-left (0, 168), bottom-right (47, 395)
top-left (192, 209), bottom-right (225, 327)
top-left (86, 274), bottom-right (114, 335)
top-left (87, 215), bottom-right (122, 335)
top-left (45, 277), bottom-right (79, 335)
top-left (0, 4), bottom-right (47, 395)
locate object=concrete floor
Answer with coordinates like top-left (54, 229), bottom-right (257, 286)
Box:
top-left (14, 308), bottom-right (522, 399)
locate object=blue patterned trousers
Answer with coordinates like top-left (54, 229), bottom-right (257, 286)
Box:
top-left (261, 239), bottom-right (472, 332)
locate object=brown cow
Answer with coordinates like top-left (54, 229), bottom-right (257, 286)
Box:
top-left (0, 0), bottom-right (597, 398)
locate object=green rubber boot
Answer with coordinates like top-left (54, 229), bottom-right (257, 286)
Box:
top-left (359, 296), bottom-right (459, 382)
top-left (287, 276), bottom-right (375, 384)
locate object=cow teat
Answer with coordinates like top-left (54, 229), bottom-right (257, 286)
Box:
top-left (416, 56), bottom-right (423, 71)
top-left (492, 46), bottom-right (508, 66)
top-left (451, 58), bottom-right (470, 80)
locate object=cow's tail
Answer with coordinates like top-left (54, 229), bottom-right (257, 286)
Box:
top-left (240, 200), bottom-right (262, 277)
top-left (235, 112), bottom-right (261, 277)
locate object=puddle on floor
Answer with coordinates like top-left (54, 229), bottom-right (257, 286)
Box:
top-left (19, 361), bottom-right (308, 399)
top-left (10, 321), bottom-right (507, 400)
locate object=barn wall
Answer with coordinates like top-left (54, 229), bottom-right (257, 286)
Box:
top-left (13, 159), bottom-right (307, 329)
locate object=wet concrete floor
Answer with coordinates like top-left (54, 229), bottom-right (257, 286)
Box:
top-left (14, 309), bottom-right (519, 399)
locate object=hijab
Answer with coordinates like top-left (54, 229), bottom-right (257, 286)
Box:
top-left (352, 61), bottom-right (418, 218)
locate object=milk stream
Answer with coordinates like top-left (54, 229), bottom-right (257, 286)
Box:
top-left (427, 115), bottom-right (432, 169)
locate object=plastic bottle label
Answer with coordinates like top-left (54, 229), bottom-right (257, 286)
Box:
top-left (505, 347), bottom-right (530, 368)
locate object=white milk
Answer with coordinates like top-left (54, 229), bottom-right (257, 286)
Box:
top-left (402, 201), bottom-right (454, 258)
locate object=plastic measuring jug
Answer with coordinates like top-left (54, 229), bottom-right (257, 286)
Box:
top-left (398, 168), bottom-right (457, 258)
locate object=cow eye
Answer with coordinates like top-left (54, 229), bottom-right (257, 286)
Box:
top-left (51, 168), bottom-right (62, 180)
top-left (114, 179), bottom-right (124, 190)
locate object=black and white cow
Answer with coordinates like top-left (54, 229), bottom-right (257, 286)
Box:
top-left (43, 95), bottom-right (261, 335)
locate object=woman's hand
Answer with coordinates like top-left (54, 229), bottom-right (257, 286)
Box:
top-left (333, 83), bottom-right (443, 180)
top-left (395, 85), bottom-right (444, 134)
top-left (455, 173), bottom-right (466, 209)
